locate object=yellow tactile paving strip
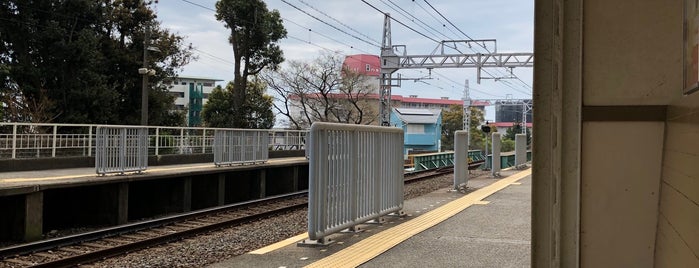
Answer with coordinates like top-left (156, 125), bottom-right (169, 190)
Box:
top-left (305, 169), bottom-right (531, 268)
top-left (0, 157), bottom-right (307, 183)
top-left (249, 232), bottom-right (309, 254)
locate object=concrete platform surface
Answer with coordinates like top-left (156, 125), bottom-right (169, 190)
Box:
top-left (0, 157), bottom-right (308, 195)
top-left (209, 168), bottom-right (531, 268)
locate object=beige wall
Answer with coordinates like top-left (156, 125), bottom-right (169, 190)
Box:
top-left (583, 0), bottom-right (682, 105)
top-left (535, 0), bottom-right (699, 266)
top-left (654, 93), bottom-right (699, 267)
top-left (580, 0), bottom-right (682, 267)
top-left (581, 122), bottom-right (664, 267)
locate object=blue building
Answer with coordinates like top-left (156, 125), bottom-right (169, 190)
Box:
top-left (390, 108), bottom-right (442, 155)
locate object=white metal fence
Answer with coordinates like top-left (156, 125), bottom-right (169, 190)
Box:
top-left (213, 129), bottom-right (269, 166)
top-left (95, 126), bottom-right (148, 175)
top-left (0, 123), bottom-right (307, 159)
top-left (307, 122), bottom-right (404, 242)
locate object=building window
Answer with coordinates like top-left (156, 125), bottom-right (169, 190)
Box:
top-left (203, 82), bottom-right (213, 87)
top-left (170, 92), bottom-right (184, 98)
top-left (181, 81), bottom-right (187, 85)
top-left (365, 64), bottom-right (370, 72)
top-left (203, 93), bottom-right (209, 99)
top-left (406, 124), bottom-right (425, 134)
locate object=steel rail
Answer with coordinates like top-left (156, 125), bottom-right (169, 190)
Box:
top-left (0, 191), bottom-right (308, 261)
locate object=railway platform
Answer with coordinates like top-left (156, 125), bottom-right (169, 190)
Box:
top-left (0, 157), bottom-right (309, 242)
top-left (210, 168), bottom-right (531, 268)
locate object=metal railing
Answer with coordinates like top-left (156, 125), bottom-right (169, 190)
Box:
top-left (213, 129), bottom-right (269, 166)
top-left (307, 122), bottom-right (404, 242)
top-left (0, 123), bottom-right (307, 159)
top-left (95, 126), bottom-right (148, 175)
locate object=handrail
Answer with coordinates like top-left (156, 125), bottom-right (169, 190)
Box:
top-left (0, 122), bottom-right (308, 159)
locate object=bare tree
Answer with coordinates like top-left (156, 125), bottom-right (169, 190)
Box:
top-left (262, 53), bottom-right (378, 129)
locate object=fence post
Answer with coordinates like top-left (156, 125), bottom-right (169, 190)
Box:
top-left (88, 126), bottom-right (93, 157)
top-left (155, 127), bottom-right (160, 156)
top-left (454, 130), bottom-right (469, 190)
top-left (201, 129), bottom-right (206, 154)
top-left (11, 124), bottom-right (17, 159)
top-left (51, 125), bottom-right (57, 157)
top-left (120, 129), bottom-right (126, 173)
top-left (492, 132), bottom-right (502, 177)
top-left (179, 128), bottom-right (184, 154)
top-left (515, 134), bottom-right (527, 167)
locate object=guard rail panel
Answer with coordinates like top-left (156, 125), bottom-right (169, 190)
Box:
top-left (307, 122), bottom-right (404, 241)
top-left (95, 126), bottom-right (148, 175)
top-left (213, 129), bottom-right (269, 166)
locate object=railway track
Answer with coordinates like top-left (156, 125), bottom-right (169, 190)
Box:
top-left (0, 191), bottom-right (308, 268)
top-left (0, 168), bottom-right (455, 267)
top-left (404, 167), bottom-right (454, 184)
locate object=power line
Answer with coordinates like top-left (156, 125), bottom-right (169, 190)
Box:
top-left (360, 0), bottom-right (441, 44)
top-left (179, 0), bottom-right (378, 70)
top-left (281, 0), bottom-right (380, 48)
top-left (422, 0), bottom-right (532, 93)
top-left (181, 0), bottom-right (215, 12)
top-left (412, 0), bottom-right (465, 43)
top-left (422, 0), bottom-right (485, 51)
top-left (379, 0), bottom-right (449, 41)
top-left (192, 48), bottom-right (235, 66)
top-left (296, 0), bottom-right (382, 45)
top-left (282, 17), bottom-right (374, 55)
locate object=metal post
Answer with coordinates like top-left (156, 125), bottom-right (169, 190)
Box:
top-left (179, 128), bottom-right (184, 154)
top-left (463, 79), bottom-right (471, 149)
top-left (522, 102), bottom-right (527, 134)
top-left (201, 129), bottom-right (206, 153)
top-left (155, 127), bottom-right (160, 155)
top-left (88, 126), bottom-right (93, 156)
top-left (141, 24), bottom-right (150, 126)
top-left (51, 125), bottom-right (57, 157)
top-left (11, 124), bottom-right (17, 159)
top-left (379, 13), bottom-right (398, 126)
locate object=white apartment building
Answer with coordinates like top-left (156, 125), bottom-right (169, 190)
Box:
top-left (164, 76), bottom-right (223, 127)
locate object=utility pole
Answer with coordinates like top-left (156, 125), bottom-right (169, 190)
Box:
top-left (463, 79), bottom-right (471, 149)
top-left (379, 14), bottom-right (399, 126)
top-left (141, 24), bottom-right (150, 126)
top-left (378, 13), bottom-right (533, 126)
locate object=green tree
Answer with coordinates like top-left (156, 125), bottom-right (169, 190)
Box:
top-left (202, 80), bottom-right (275, 129)
top-left (440, 105), bottom-right (486, 151)
top-left (0, 0), bottom-right (193, 125)
top-left (215, 0), bottom-right (287, 128)
top-left (501, 139), bottom-right (515, 152)
top-left (503, 122), bottom-right (532, 145)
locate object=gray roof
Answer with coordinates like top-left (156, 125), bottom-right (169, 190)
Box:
top-left (394, 108), bottom-right (440, 124)
top-left (174, 75), bottom-right (224, 82)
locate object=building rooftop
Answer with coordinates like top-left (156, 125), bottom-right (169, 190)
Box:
top-left (172, 75), bottom-right (224, 82)
top-left (393, 108), bottom-right (440, 124)
top-left (342, 54), bottom-right (380, 77)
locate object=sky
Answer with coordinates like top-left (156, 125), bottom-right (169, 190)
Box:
top-left (155, 0), bottom-right (534, 120)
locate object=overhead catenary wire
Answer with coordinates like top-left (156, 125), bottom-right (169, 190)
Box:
top-left (379, 0), bottom-right (450, 41)
top-left (281, 0), bottom-right (381, 48)
top-left (179, 0), bottom-right (379, 69)
top-left (360, 0), bottom-right (441, 44)
top-left (421, 0), bottom-right (533, 92)
top-left (296, 0), bottom-right (382, 45)
top-left (282, 17), bottom-right (375, 55)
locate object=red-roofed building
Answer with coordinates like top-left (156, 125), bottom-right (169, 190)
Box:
top-left (285, 54), bottom-right (491, 128)
top-left (342, 54), bottom-right (380, 76)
